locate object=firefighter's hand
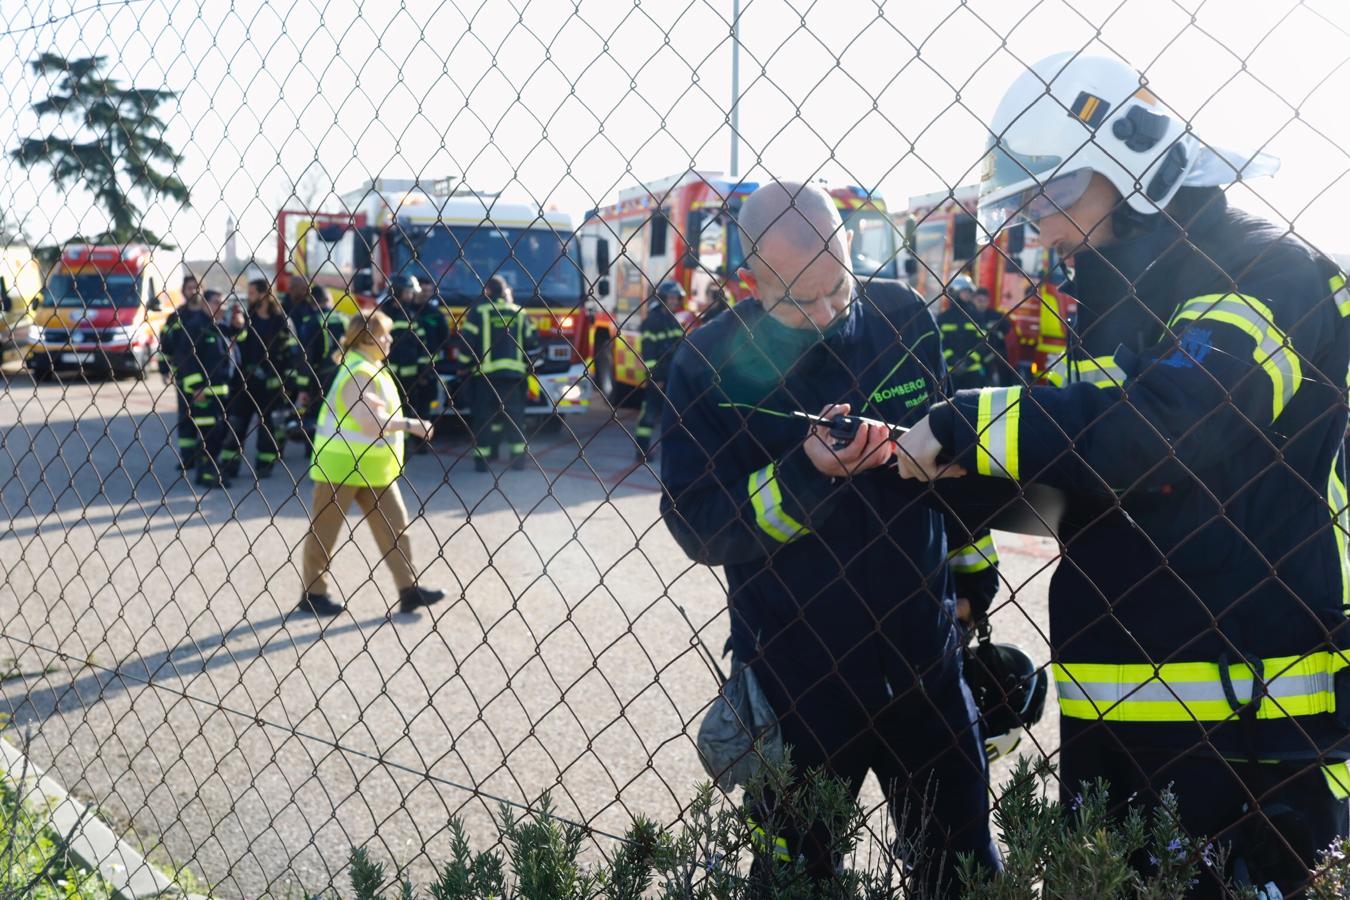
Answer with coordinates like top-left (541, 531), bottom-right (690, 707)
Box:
top-left (956, 598), bottom-right (973, 624)
top-left (295, 392), bottom-right (310, 409)
top-left (895, 415), bottom-right (966, 481)
top-left (192, 389), bottom-right (205, 404)
top-left (804, 403), bottom-right (894, 477)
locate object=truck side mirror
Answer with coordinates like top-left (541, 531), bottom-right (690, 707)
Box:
top-left (597, 277), bottom-right (610, 298)
top-left (148, 294), bottom-right (162, 311)
top-left (0, 278), bottom-right (10, 313)
top-left (596, 240), bottom-right (611, 278)
top-left (352, 268), bottom-right (374, 295)
top-left (316, 223), bottom-right (348, 242)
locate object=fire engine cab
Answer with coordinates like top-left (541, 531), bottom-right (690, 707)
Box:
top-left (277, 178), bottom-right (593, 418)
top-left (904, 184), bottom-right (1076, 380)
top-left (578, 171), bottom-right (905, 404)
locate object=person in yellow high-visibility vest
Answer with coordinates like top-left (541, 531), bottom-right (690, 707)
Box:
top-left (298, 310), bottom-right (446, 618)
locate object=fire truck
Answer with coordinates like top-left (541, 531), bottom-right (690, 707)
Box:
top-left (904, 184), bottom-right (1076, 380)
top-left (27, 244), bottom-right (178, 379)
top-left (277, 178), bottom-right (592, 418)
top-left (578, 171), bottom-right (905, 404)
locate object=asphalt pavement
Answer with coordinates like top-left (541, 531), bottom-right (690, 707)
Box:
top-left (0, 372), bottom-right (1055, 898)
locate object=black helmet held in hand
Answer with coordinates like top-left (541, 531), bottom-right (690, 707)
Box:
top-left (963, 626), bottom-right (1048, 763)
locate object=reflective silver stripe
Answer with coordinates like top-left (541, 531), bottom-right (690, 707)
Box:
top-left (1075, 355), bottom-right (1127, 388)
top-left (1057, 671), bottom-right (1332, 706)
top-left (975, 387), bottom-right (1021, 479)
top-left (747, 463), bottom-right (808, 543)
top-left (1171, 293), bottom-right (1302, 420)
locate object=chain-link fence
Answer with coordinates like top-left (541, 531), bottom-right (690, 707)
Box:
top-left (0, 0), bottom-right (1348, 896)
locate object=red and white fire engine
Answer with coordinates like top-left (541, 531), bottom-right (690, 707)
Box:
top-left (578, 171), bottom-right (905, 403)
top-left (904, 184), bottom-right (1076, 379)
top-left (277, 178), bottom-right (593, 418)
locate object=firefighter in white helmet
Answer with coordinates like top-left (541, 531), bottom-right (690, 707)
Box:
top-left (881, 52), bottom-right (1350, 895)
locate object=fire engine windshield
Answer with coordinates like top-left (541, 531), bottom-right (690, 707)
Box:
top-left (399, 225), bottom-right (583, 306)
top-left (843, 211), bottom-right (900, 280)
top-left (42, 274), bottom-right (140, 309)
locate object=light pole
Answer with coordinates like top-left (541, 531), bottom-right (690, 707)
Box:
top-left (730, 0), bottom-right (741, 177)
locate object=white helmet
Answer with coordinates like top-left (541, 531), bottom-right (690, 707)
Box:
top-left (978, 52), bottom-right (1278, 235)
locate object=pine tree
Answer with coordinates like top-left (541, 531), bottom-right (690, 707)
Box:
top-left (12, 53), bottom-right (190, 248)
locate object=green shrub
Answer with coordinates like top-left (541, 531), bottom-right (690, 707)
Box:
top-left (0, 774), bottom-right (118, 899)
top-left (347, 756), bottom-right (1350, 899)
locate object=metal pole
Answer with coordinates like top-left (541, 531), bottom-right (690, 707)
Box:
top-left (730, 0), bottom-right (740, 178)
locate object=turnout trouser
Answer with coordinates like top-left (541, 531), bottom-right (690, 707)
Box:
top-left (470, 375), bottom-right (527, 462)
top-left (634, 382), bottom-right (666, 455)
top-left (301, 480), bottom-right (417, 598)
top-left (226, 377), bottom-right (288, 470)
top-left (191, 386), bottom-right (231, 484)
top-left (1060, 723), bottom-right (1350, 898)
top-left (173, 377), bottom-right (199, 465)
top-left (745, 653), bottom-right (999, 898)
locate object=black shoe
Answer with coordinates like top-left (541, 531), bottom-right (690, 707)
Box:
top-left (294, 592), bottom-right (345, 617)
top-left (194, 474), bottom-right (231, 489)
top-left (398, 585), bottom-right (447, 615)
top-left (474, 458), bottom-right (489, 473)
top-left (255, 463), bottom-right (274, 479)
top-left (509, 455), bottom-right (526, 471)
top-left (178, 457), bottom-right (196, 472)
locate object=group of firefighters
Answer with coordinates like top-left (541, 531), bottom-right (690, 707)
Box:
top-left (159, 271), bottom-right (540, 487)
top-left (648, 53), bottom-right (1350, 900)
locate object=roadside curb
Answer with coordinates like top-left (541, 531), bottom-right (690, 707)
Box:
top-left (0, 734), bottom-right (210, 899)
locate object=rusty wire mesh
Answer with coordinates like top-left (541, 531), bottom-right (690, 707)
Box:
top-left (0, 0), bottom-right (1347, 896)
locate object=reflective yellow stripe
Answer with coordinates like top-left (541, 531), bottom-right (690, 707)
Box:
top-left (1324, 762), bottom-right (1350, 799)
top-left (1331, 273), bottom-right (1350, 318)
top-left (1042, 355), bottom-right (1125, 389)
top-left (948, 533), bottom-right (998, 574)
top-left (745, 816), bottom-right (791, 862)
top-left (1054, 652), bottom-right (1350, 722)
top-left (1169, 293), bottom-right (1302, 421)
top-left (1332, 459), bottom-right (1350, 610)
top-left (747, 463), bottom-right (809, 544)
top-left (974, 387), bottom-right (1021, 480)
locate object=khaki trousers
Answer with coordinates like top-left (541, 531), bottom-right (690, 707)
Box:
top-left (301, 480), bottom-right (417, 597)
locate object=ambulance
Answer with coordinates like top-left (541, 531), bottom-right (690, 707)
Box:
top-left (27, 244), bottom-right (178, 379)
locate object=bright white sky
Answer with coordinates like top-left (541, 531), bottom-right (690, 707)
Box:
top-left (0, 0), bottom-right (1347, 264)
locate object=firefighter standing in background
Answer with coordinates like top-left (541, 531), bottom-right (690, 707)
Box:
top-left (176, 290), bottom-right (243, 489)
top-left (634, 279), bottom-right (686, 461)
top-left (971, 286), bottom-right (1012, 387)
top-left (895, 52), bottom-right (1350, 897)
top-left (378, 274), bottom-right (450, 455)
top-left (936, 274), bottom-right (988, 389)
top-left (458, 275), bottom-right (539, 472)
top-left (225, 279), bottom-right (303, 479)
top-left (289, 281), bottom-right (346, 453)
top-left (158, 274), bottom-right (203, 470)
top-left (282, 274), bottom-right (311, 317)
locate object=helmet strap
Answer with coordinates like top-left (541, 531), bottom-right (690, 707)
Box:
top-left (1111, 201), bottom-right (1156, 241)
